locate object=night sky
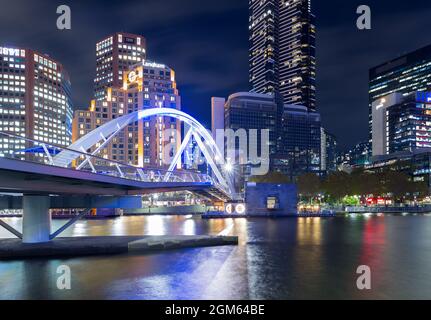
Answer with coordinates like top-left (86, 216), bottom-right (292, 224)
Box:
top-left (1, 0), bottom-right (431, 150)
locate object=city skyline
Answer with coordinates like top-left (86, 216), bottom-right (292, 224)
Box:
top-left (1, 0), bottom-right (431, 150)
top-left (3, 0), bottom-right (431, 304)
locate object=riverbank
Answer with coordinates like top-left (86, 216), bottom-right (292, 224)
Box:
top-left (0, 235), bottom-right (238, 260)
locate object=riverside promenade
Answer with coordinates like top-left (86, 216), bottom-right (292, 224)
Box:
top-left (344, 205), bottom-right (431, 213)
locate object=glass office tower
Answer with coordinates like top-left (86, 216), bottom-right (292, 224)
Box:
top-left (369, 44), bottom-right (431, 144)
top-left (372, 92), bottom-right (431, 156)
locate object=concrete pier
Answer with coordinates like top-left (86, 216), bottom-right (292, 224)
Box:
top-left (22, 195), bottom-right (51, 243)
top-left (0, 235), bottom-right (238, 259)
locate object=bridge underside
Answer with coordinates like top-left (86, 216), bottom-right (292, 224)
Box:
top-left (0, 157), bottom-right (218, 197)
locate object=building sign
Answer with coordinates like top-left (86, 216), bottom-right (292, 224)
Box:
top-left (225, 203), bottom-right (246, 215)
top-left (143, 61), bottom-right (166, 69)
top-left (416, 92), bottom-right (431, 104)
top-left (128, 71), bottom-right (138, 83)
top-left (124, 37), bottom-right (135, 44)
top-left (124, 66), bottom-right (143, 91)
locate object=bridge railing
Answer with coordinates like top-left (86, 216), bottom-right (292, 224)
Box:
top-left (0, 131), bottom-right (214, 185)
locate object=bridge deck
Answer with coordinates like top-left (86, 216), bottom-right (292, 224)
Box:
top-left (0, 157), bottom-right (212, 196)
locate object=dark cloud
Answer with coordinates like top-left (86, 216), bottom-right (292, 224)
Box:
top-left (1, 0), bottom-right (431, 149)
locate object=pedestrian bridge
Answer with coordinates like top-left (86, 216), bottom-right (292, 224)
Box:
top-left (0, 107), bottom-right (236, 243)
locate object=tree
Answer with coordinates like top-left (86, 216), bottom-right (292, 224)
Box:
top-left (249, 171), bottom-right (291, 184)
top-left (350, 169), bottom-right (382, 196)
top-left (342, 195), bottom-right (360, 206)
top-left (381, 171), bottom-right (411, 201)
top-left (297, 173), bottom-right (321, 202)
top-left (322, 171), bottom-right (351, 201)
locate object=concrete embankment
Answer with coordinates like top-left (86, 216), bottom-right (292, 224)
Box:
top-left (0, 235), bottom-right (238, 260)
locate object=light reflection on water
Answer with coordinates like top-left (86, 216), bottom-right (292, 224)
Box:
top-left (1, 214), bottom-right (431, 299)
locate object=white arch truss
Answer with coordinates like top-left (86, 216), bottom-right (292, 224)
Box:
top-left (53, 108), bottom-right (233, 193)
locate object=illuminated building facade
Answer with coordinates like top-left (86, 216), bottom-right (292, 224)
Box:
top-left (249, 0), bottom-right (316, 110)
top-left (74, 60), bottom-right (181, 167)
top-left (94, 32), bottom-right (146, 101)
top-left (372, 92), bottom-right (431, 157)
top-left (369, 44), bottom-right (431, 144)
top-left (249, 0), bottom-right (279, 95)
top-left (0, 46), bottom-right (72, 160)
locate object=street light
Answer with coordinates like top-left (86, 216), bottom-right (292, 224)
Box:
top-left (224, 162), bottom-right (233, 173)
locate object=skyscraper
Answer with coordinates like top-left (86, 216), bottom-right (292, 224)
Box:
top-left (249, 0), bottom-right (316, 110)
top-left (94, 32), bottom-right (146, 101)
top-left (249, 0), bottom-right (279, 95)
top-left (0, 46), bottom-right (72, 161)
top-left (369, 44), bottom-right (431, 143)
top-left (74, 60), bottom-right (181, 167)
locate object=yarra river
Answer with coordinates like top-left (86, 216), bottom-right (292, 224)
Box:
top-left (1, 214), bottom-right (431, 299)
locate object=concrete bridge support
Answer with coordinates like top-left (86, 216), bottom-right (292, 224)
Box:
top-left (22, 195), bottom-right (51, 243)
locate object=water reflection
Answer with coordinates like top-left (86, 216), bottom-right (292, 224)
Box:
top-left (1, 215), bottom-right (431, 299)
top-left (297, 217), bottom-right (322, 245)
top-left (183, 218), bottom-right (196, 235)
top-left (146, 216), bottom-right (166, 235)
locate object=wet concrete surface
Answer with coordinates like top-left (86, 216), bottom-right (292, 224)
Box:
top-left (0, 235), bottom-right (238, 260)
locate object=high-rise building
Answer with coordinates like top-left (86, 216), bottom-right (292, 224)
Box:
top-left (369, 44), bottom-right (431, 143)
top-left (94, 32), bottom-right (146, 101)
top-left (0, 46), bottom-right (72, 161)
top-left (372, 92), bottom-right (431, 157)
top-left (249, 0), bottom-right (279, 95)
top-left (74, 60), bottom-right (181, 167)
top-left (222, 92), bottom-right (280, 190)
top-left (224, 92), bottom-right (279, 158)
top-left (249, 0), bottom-right (316, 110)
top-left (274, 104), bottom-right (321, 179)
top-left (214, 91), bottom-right (323, 181)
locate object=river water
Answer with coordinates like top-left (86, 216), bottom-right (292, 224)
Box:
top-left (1, 214), bottom-right (431, 299)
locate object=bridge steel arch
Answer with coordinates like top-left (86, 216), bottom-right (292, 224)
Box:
top-left (53, 108), bottom-right (233, 193)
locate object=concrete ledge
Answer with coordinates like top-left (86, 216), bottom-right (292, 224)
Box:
top-left (0, 235), bottom-right (238, 260)
top-left (128, 235), bottom-right (238, 252)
